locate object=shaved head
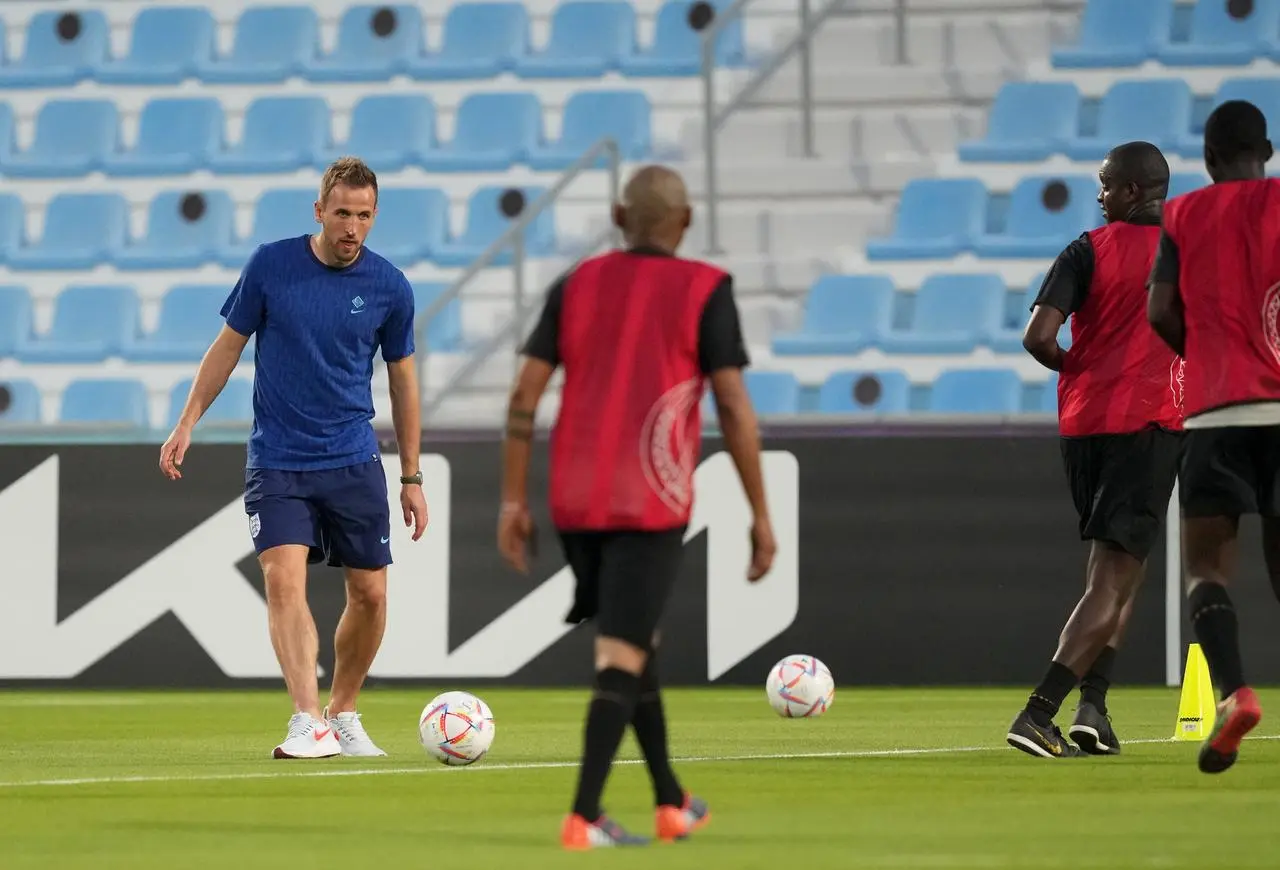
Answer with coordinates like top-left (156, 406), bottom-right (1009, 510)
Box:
top-left (1102, 141), bottom-right (1170, 196)
top-left (613, 164), bottom-right (692, 252)
top-left (1097, 141), bottom-right (1169, 223)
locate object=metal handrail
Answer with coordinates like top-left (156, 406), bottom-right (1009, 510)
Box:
top-left (700, 0), bottom-right (905, 253)
top-left (414, 136), bottom-right (623, 412)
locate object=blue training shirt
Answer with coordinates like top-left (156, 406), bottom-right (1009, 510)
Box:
top-left (220, 235), bottom-right (416, 471)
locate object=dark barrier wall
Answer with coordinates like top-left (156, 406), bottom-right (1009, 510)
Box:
top-left (0, 431), bottom-right (1236, 689)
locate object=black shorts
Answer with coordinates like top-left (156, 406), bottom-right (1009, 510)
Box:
top-left (558, 527), bottom-right (686, 649)
top-left (1060, 427), bottom-right (1184, 560)
top-left (1180, 425), bottom-right (1280, 518)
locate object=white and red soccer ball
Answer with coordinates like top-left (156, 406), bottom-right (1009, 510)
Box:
top-left (418, 691), bottom-right (496, 765)
top-left (766, 654), bottom-right (835, 718)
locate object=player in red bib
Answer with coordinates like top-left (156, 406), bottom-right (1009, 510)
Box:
top-left (1007, 142), bottom-right (1185, 759)
top-left (496, 165), bottom-right (777, 847)
top-left (1148, 100), bottom-right (1279, 774)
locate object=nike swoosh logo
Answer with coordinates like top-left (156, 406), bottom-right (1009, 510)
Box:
top-left (380, 536), bottom-right (390, 544)
top-left (313, 728), bottom-right (331, 742)
top-left (350, 309), bottom-right (365, 315)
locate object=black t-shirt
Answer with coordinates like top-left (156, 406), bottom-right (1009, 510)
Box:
top-left (1034, 214), bottom-right (1163, 317)
top-left (521, 250), bottom-right (750, 374)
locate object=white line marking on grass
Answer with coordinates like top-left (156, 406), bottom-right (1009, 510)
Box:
top-left (2, 734), bottom-right (1277, 790)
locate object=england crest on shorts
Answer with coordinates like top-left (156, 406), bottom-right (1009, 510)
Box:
top-left (249, 512), bottom-right (261, 539)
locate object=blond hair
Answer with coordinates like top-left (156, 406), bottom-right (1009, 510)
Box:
top-left (320, 156), bottom-right (378, 205)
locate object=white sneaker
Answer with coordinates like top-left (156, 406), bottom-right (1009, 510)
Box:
top-left (272, 712), bottom-right (342, 759)
top-left (324, 706), bottom-right (387, 757)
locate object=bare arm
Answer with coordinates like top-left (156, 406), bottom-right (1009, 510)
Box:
top-left (386, 356), bottom-right (421, 479)
top-left (1147, 282), bottom-right (1185, 357)
top-left (501, 357), bottom-right (556, 508)
top-left (1147, 231), bottom-right (1185, 357)
top-left (175, 325), bottom-right (249, 430)
top-left (1022, 304), bottom-right (1068, 372)
top-left (710, 368), bottom-right (770, 522)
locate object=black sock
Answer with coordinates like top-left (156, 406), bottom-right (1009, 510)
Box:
top-left (1189, 582), bottom-right (1246, 700)
top-left (1025, 661), bottom-right (1078, 727)
top-left (1080, 645), bottom-right (1117, 715)
top-left (572, 668), bottom-right (641, 822)
top-left (632, 658), bottom-right (684, 808)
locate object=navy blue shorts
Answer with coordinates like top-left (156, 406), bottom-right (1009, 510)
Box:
top-left (244, 458), bottom-right (392, 569)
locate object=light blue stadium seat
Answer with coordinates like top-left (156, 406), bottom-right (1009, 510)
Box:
top-left (196, 6), bottom-right (318, 83)
top-left (412, 283), bottom-right (465, 352)
top-left (989, 272), bottom-right (1048, 353)
top-left (0, 99), bottom-right (118, 178)
top-left (116, 191), bottom-right (235, 270)
top-left (1158, 0), bottom-right (1280, 66)
top-left (0, 104), bottom-right (13, 165)
top-left (1064, 80), bottom-right (1192, 161)
top-left (0, 194), bottom-right (26, 263)
top-left (219, 188), bottom-right (318, 267)
top-left (990, 313), bottom-right (1072, 355)
top-left (1177, 78), bottom-right (1280, 158)
top-left (0, 379), bottom-right (41, 424)
top-left (408, 3), bottom-right (529, 80)
top-left (958, 83), bottom-right (1081, 162)
top-left (167, 378), bottom-right (254, 429)
top-left (620, 0), bottom-right (745, 76)
top-left (95, 7), bottom-right (216, 84)
top-left (15, 285), bottom-right (140, 363)
top-left (865, 178), bottom-right (988, 260)
top-left (515, 1), bottom-right (637, 78)
top-left (771, 275), bottom-right (895, 356)
top-left (435, 187), bottom-right (555, 267)
top-left (1169, 172), bottom-right (1210, 198)
top-left (316, 95), bottom-right (436, 172)
top-left (0, 286), bottom-right (33, 357)
top-left (306, 5), bottom-right (422, 82)
top-left (745, 371), bottom-right (800, 415)
top-left (1053, 0), bottom-right (1173, 67)
top-left (0, 10), bottom-right (109, 87)
top-left (882, 274), bottom-right (1006, 354)
top-left (59, 379), bottom-right (150, 429)
top-left (102, 98), bottom-right (224, 177)
top-left (929, 369), bottom-right (1023, 415)
top-left (975, 176), bottom-right (1102, 259)
top-left (528, 91), bottom-right (652, 170)
top-left (1040, 373), bottom-right (1059, 413)
top-left (9, 193), bottom-right (128, 271)
top-left (420, 92), bottom-right (541, 172)
top-left (817, 370), bottom-right (911, 414)
top-left (368, 188), bottom-right (451, 268)
top-left (125, 285), bottom-right (227, 363)
top-left (210, 96), bottom-right (330, 174)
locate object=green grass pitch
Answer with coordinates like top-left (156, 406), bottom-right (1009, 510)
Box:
top-left (1, 686), bottom-right (1277, 869)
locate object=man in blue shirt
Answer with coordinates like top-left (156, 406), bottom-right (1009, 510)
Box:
top-left (159, 157), bottom-right (429, 760)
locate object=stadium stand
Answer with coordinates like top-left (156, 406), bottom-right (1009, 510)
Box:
top-left (0, 0), bottom-right (1274, 432)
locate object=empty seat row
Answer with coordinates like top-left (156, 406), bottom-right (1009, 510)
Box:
top-left (0, 2), bottom-right (746, 88)
top-left (738, 368), bottom-right (1055, 416)
top-left (0, 186), bottom-right (556, 271)
top-left (771, 273), bottom-right (1070, 356)
top-left (0, 368), bottom-right (1056, 429)
top-left (866, 173), bottom-right (1216, 261)
top-left (961, 77), bottom-right (1280, 163)
top-left (0, 282), bottom-right (464, 364)
top-left (1055, 0), bottom-right (1280, 68)
top-left (0, 91), bottom-right (652, 178)
top-left (0, 377), bottom-right (253, 430)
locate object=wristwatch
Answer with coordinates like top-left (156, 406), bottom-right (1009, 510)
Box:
top-left (400, 472), bottom-right (423, 485)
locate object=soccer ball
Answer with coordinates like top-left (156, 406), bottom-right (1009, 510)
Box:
top-left (418, 691), bottom-right (496, 765)
top-left (766, 654), bottom-right (835, 718)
